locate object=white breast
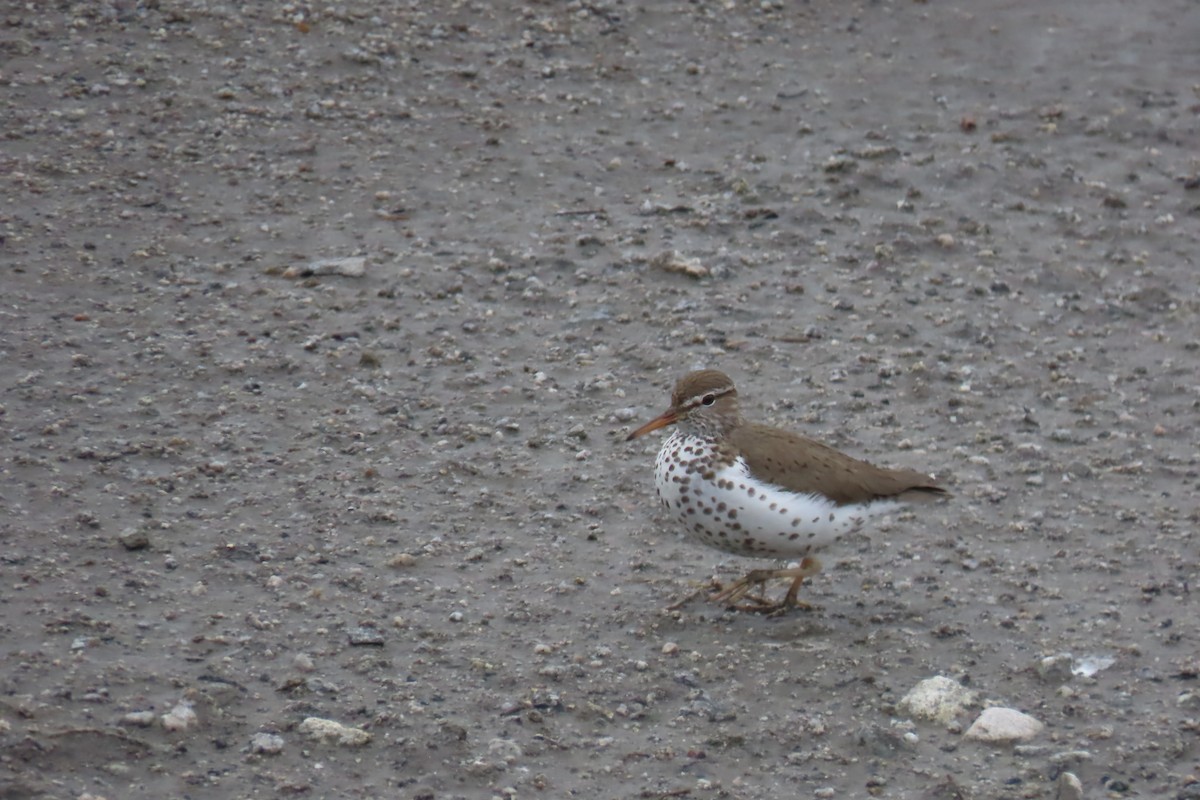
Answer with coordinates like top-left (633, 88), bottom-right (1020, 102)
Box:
top-left (653, 431), bottom-right (903, 559)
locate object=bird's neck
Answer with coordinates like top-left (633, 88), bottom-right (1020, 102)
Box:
top-left (680, 411), bottom-right (743, 440)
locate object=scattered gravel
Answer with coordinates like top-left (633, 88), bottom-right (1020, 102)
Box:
top-left (2, 0), bottom-right (1197, 798)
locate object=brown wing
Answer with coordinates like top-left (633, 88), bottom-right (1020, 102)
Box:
top-left (729, 423), bottom-right (948, 506)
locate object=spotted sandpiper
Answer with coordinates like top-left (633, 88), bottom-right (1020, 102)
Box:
top-left (626, 369), bottom-right (948, 611)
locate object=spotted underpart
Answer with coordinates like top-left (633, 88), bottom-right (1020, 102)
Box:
top-left (654, 430), bottom-right (903, 558)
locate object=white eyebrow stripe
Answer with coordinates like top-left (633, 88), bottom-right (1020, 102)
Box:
top-left (682, 385), bottom-right (734, 409)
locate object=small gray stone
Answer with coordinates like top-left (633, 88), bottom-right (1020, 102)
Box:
top-left (118, 527), bottom-right (150, 551)
top-left (250, 732), bottom-right (285, 755)
top-left (854, 723), bottom-right (916, 757)
top-left (347, 626), bottom-right (385, 646)
top-left (121, 711), bottom-right (157, 727)
top-left (310, 256), bottom-right (366, 277)
top-left (1036, 654), bottom-right (1074, 683)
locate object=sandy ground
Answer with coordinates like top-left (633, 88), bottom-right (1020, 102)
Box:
top-left (2, 1), bottom-right (1199, 798)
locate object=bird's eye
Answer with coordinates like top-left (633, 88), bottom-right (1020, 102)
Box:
top-left (701, 394), bottom-right (716, 406)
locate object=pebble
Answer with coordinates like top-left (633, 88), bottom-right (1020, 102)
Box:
top-left (161, 700), bottom-right (198, 732)
top-left (1071, 654), bottom-right (1115, 677)
top-left (347, 627), bottom-right (385, 646)
top-left (613, 407), bottom-right (639, 423)
top-left (897, 676), bottom-right (977, 725)
top-left (298, 717), bottom-right (372, 746)
top-left (121, 711), bottom-right (157, 727)
top-left (1057, 772), bottom-right (1084, 800)
top-left (305, 256), bottom-right (367, 278)
top-left (651, 250), bottom-right (709, 278)
top-left (118, 527), bottom-right (150, 551)
top-left (250, 732), bottom-right (285, 755)
top-left (1048, 750), bottom-right (1093, 765)
top-left (487, 737), bottom-right (523, 763)
top-left (964, 707), bottom-right (1044, 743)
top-left (1178, 782), bottom-right (1200, 800)
top-left (1036, 654), bottom-right (1075, 683)
top-left (855, 723), bottom-right (916, 756)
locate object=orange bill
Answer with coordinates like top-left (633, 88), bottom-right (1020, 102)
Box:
top-left (626, 409), bottom-right (678, 441)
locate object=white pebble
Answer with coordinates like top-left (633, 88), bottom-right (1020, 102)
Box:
top-left (897, 676), bottom-right (977, 725)
top-left (161, 700), bottom-right (198, 732)
top-left (964, 707), bottom-right (1044, 743)
top-left (298, 717), bottom-right (372, 746)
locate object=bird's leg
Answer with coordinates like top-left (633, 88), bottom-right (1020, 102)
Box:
top-left (780, 557), bottom-right (823, 608)
top-left (709, 569), bottom-right (778, 608)
top-left (711, 557), bottom-right (824, 613)
top-left (665, 576), bottom-right (724, 611)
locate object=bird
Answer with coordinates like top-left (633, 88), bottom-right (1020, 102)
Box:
top-left (626, 369), bottom-right (948, 612)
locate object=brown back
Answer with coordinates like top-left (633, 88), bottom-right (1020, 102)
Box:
top-left (729, 423), bottom-right (947, 506)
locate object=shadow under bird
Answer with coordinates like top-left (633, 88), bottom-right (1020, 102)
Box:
top-left (626, 369), bottom-right (949, 612)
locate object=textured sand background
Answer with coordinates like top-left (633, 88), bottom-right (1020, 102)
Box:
top-left (2, 1), bottom-right (1199, 798)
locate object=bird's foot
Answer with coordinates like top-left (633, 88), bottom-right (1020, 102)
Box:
top-left (665, 577), bottom-right (725, 611)
top-left (724, 594), bottom-right (816, 616)
top-left (709, 563), bottom-right (821, 615)
top-left (709, 569), bottom-right (775, 606)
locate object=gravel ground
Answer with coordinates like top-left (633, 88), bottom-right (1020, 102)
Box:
top-left (2, 1), bottom-right (1199, 798)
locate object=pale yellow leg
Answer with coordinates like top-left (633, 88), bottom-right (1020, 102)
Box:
top-left (665, 577), bottom-right (723, 611)
top-left (710, 557), bottom-right (824, 613)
